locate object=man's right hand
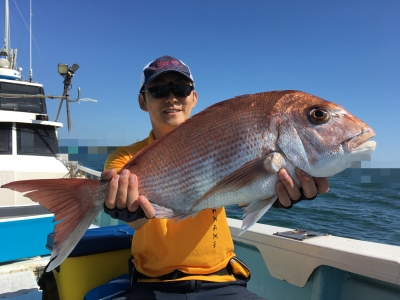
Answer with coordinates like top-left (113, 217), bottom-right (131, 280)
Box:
top-left (101, 168), bottom-right (155, 230)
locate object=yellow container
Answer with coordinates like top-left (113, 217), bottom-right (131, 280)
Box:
top-left (53, 248), bottom-right (131, 300)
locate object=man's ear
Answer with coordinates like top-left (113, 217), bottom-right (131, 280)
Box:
top-left (192, 90), bottom-right (198, 108)
top-left (138, 94), bottom-right (148, 112)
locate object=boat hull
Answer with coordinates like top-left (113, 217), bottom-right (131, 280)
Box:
top-left (0, 215), bottom-right (53, 263)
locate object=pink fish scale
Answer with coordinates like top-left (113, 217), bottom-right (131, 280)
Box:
top-left (133, 97), bottom-right (270, 211)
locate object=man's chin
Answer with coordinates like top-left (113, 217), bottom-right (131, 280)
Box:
top-left (162, 120), bottom-right (183, 130)
top-left (164, 115), bottom-right (185, 124)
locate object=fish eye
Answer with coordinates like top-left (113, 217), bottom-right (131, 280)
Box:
top-left (308, 108), bottom-right (330, 124)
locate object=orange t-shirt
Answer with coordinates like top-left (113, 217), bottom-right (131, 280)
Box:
top-left (104, 131), bottom-right (247, 282)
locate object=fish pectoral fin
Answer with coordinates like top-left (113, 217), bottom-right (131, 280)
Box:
top-left (191, 152), bottom-right (285, 210)
top-left (152, 203), bottom-right (198, 222)
top-left (239, 196), bottom-right (277, 236)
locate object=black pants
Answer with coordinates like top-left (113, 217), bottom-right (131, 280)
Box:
top-left (115, 279), bottom-right (267, 300)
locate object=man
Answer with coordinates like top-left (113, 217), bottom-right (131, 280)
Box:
top-left (101, 55), bottom-right (329, 299)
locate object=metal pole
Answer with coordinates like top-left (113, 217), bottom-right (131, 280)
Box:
top-left (66, 91), bottom-right (72, 131)
top-left (54, 98), bottom-right (64, 122)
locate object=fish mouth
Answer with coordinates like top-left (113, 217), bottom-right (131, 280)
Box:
top-left (342, 129), bottom-right (376, 153)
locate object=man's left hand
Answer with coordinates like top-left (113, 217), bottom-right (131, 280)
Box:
top-left (275, 168), bottom-right (330, 208)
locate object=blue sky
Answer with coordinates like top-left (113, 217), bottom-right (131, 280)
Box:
top-left (2, 0), bottom-right (399, 165)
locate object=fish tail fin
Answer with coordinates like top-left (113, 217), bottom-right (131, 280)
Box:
top-left (2, 178), bottom-right (108, 271)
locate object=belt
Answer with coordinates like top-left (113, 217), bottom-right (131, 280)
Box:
top-left (132, 266), bottom-right (231, 282)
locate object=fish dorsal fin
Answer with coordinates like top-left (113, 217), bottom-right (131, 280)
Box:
top-left (191, 152), bottom-right (285, 209)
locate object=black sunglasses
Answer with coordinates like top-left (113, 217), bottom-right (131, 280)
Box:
top-left (143, 82), bottom-right (194, 99)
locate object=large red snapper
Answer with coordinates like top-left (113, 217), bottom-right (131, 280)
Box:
top-left (2, 90), bottom-right (376, 271)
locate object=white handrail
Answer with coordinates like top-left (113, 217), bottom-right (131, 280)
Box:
top-left (74, 164), bottom-right (101, 180)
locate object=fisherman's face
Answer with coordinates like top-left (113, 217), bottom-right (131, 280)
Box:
top-left (139, 72), bottom-right (198, 139)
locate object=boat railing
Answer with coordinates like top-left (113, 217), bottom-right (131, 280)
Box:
top-left (67, 162), bottom-right (123, 227)
top-left (61, 159), bottom-right (102, 180)
top-left (75, 164), bottom-right (102, 180)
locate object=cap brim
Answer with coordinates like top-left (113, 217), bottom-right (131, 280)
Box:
top-left (142, 70), bottom-right (194, 87)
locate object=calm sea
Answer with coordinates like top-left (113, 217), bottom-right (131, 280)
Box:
top-left (67, 149), bottom-right (400, 247)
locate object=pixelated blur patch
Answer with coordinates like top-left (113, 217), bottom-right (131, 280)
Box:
top-left (68, 146), bottom-right (78, 154)
top-left (350, 167), bottom-right (400, 188)
top-left (58, 145), bottom-right (119, 172)
top-left (360, 175), bottom-right (371, 184)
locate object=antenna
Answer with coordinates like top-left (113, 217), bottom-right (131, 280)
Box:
top-left (4, 0), bottom-right (9, 53)
top-left (29, 0), bottom-right (32, 81)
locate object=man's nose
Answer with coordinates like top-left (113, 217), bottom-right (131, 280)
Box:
top-left (165, 91), bottom-right (178, 103)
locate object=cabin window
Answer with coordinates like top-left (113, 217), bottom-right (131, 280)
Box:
top-left (16, 123), bottom-right (59, 156)
top-left (0, 122), bottom-right (12, 154)
top-left (0, 82), bottom-right (46, 113)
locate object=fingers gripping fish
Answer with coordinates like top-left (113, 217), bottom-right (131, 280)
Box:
top-left (1, 90), bottom-right (376, 271)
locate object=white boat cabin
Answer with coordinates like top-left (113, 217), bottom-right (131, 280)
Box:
top-left (0, 79), bottom-right (68, 218)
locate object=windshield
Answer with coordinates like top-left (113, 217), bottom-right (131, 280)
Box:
top-left (17, 123), bottom-right (59, 156)
top-left (0, 82), bottom-right (46, 113)
top-left (0, 122), bottom-right (12, 154)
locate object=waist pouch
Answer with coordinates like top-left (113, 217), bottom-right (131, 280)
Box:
top-left (129, 256), bottom-right (251, 284)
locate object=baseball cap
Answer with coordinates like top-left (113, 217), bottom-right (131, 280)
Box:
top-left (139, 55), bottom-right (194, 91)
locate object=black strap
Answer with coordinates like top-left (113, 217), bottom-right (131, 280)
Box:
top-left (38, 263), bottom-right (60, 300)
top-left (273, 188), bottom-right (318, 209)
top-left (103, 203), bottom-right (147, 222)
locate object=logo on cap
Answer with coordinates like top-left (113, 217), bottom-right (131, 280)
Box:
top-left (156, 60), bottom-right (180, 68)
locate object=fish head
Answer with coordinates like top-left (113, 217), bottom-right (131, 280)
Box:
top-left (275, 91), bottom-right (376, 177)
